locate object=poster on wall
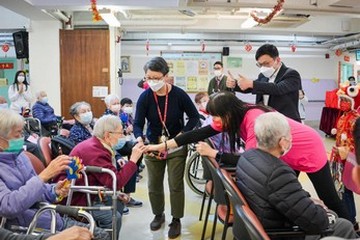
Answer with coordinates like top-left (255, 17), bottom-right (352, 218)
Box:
top-left (161, 51), bottom-right (222, 93)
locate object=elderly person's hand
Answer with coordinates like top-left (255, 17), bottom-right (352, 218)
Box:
top-left (129, 143), bottom-right (146, 164)
top-left (47, 226), bottom-right (93, 240)
top-left (38, 155), bottom-right (71, 182)
top-left (55, 179), bottom-right (70, 198)
top-left (195, 141), bottom-right (217, 158)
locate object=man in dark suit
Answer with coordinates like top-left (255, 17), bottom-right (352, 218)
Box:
top-left (228, 44), bottom-right (302, 122)
top-left (207, 61), bottom-right (234, 95)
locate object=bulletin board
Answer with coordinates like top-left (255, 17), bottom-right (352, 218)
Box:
top-left (161, 51), bottom-right (222, 93)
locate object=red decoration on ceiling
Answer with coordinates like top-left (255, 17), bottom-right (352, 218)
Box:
top-left (91, 0), bottom-right (102, 22)
top-left (145, 39), bottom-right (150, 55)
top-left (2, 43), bottom-right (9, 53)
top-left (290, 44), bottom-right (296, 52)
top-left (201, 40), bottom-right (205, 52)
top-left (335, 49), bottom-right (342, 57)
top-left (250, 0), bottom-right (285, 25)
top-left (244, 43), bottom-right (252, 52)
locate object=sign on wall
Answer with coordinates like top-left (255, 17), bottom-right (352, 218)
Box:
top-left (161, 51), bottom-right (222, 93)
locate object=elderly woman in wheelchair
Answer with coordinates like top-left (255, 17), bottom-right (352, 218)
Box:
top-left (0, 109), bottom-right (109, 240)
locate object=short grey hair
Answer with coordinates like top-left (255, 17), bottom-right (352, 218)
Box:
top-left (93, 115), bottom-right (122, 139)
top-left (0, 109), bottom-right (24, 138)
top-left (69, 101), bottom-right (90, 117)
top-left (254, 112), bottom-right (290, 150)
top-left (104, 94), bottom-right (120, 107)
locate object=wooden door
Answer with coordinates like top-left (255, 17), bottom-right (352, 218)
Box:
top-left (60, 29), bottom-right (109, 119)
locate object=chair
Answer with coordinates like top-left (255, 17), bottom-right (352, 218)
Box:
top-left (201, 156), bottom-right (233, 240)
top-left (24, 117), bottom-right (42, 137)
top-left (24, 151), bottom-right (46, 175)
top-left (37, 136), bottom-right (52, 166)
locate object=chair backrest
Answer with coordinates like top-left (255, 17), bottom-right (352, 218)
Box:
top-left (24, 151), bottom-right (46, 175)
top-left (217, 168), bottom-right (248, 207)
top-left (37, 137), bottom-right (52, 166)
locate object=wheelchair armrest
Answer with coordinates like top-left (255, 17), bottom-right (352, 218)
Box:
top-left (266, 226), bottom-right (334, 238)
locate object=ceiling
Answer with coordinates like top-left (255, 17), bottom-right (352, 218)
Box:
top-left (0, 0), bottom-right (360, 51)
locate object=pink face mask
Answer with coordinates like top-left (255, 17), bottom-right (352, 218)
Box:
top-left (212, 118), bottom-right (223, 130)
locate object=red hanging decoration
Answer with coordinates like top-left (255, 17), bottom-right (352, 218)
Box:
top-left (290, 44), bottom-right (296, 52)
top-left (335, 49), bottom-right (342, 57)
top-left (250, 0), bottom-right (285, 25)
top-left (2, 43), bottom-right (9, 53)
top-left (244, 43), bottom-right (252, 52)
top-left (201, 40), bottom-right (206, 52)
top-left (90, 0), bottom-right (102, 22)
top-left (145, 39), bottom-right (150, 56)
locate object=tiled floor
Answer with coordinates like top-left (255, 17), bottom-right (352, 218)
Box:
top-left (119, 121), bottom-right (360, 240)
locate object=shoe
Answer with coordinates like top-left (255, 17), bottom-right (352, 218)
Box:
top-left (168, 218), bottom-right (181, 239)
top-left (150, 213), bottom-right (165, 231)
top-left (123, 206), bottom-right (129, 215)
top-left (354, 221), bottom-right (359, 231)
top-left (126, 197), bottom-right (143, 208)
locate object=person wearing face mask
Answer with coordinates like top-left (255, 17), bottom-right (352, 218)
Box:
top-left (228, 44), bottom-right (302, 122)
top-left (103, 94), bottom-right (143, 211)
top-left (133, 56), bottom-right (199, 239)
top-left (0, 96), bottom-right (8, 110)
top-left (146, 92), bottom-right (352, 223)
top-left (0, 109), bottom-right (110, 240)
top-left (55, 115), bottom-right (145, 239)
top-left (8, 70), bottom-right (33, 114)
top-left (32, 90), bottom-right (59, 136)
top-left (207, 61), bottom-right (234, 95)
top-left (69, 101), bottom-right (94, 145)
top-left (236, 112), bottom-right (357, 239)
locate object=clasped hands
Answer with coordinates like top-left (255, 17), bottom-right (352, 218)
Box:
top-left (226, 70), bottom-right (253, 91)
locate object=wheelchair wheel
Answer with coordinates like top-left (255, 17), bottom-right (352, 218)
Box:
top-left (185, 151), bottom-right (206, 196)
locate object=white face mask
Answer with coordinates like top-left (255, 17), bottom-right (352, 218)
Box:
top-left (148, 80), bottom-right (165, 92)
top-left (0, 103), bottom-right (8, 109)
top-left (123, 106), bottom-right (133, 114)
top-left (214, 70), bottom-right (222, 77)
top-left (281, 142), bottom-right (292, 156)
top-left (41, 97), bottom-right (48, 104)
top-left (17, 76), bottom-right (25, 83)
top-left (79, 111), bottom-right (93, 125)
top-left (110, 104), bottom-right (121, 113)
top-left (260, 66), bottom-right (276, 78)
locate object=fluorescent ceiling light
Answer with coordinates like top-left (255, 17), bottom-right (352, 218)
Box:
top-left (99, 9), bottom-right (121, 27)
top-left (241, 18), bottom-right (258, 29)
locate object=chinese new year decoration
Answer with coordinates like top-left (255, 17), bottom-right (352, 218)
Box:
top-left (290, 44), bottom-right (296, 52)
top-left (201, 40), bottom-right (206, 52)
top-left (91, 0), bottom-right (102, 22)
top-left (2, 43), bottom-right (9, 57)
top-left (335, 49), bottom-right (342, 57)
top-left (250, 0), bottom-right (285, 25)
top-left (145, 39), bottom-right (150, 56)
top-left (244, 43), bottom-right (252, 52)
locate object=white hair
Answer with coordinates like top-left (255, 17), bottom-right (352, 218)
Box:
top-left (104, 94), bottom-right (120, 107)
top-left (35, 90), bottom-right (46, 99)
top-left (93, 115), bottom-right (122, 139)
top-left (254, 112), bottom-right (290, 150)
top-left (0, 109), bottom-right (24, 138)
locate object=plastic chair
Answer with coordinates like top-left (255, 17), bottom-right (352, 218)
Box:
top-left (201, 156), bottom-right (233, 240)
top-left (37, 136), bottom-right (52, 166)
top-left (65, 166), bottom-right (119, 240)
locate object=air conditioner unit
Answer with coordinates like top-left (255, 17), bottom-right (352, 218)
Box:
top-left (329, 0), bottom-right (360, 8)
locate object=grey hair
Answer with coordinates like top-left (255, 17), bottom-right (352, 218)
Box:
top-left (254, 112), bottom-right (290, 150)
top-left (93, 115), bottom-right (122, 139)
top-left (35, 90), bottom-right (46, 99)
top-left (0, 109), bottom-right (24, 138)
top-left (104, 94), bottom-right (120, 107)
top-left (69, 101), bottom-right (90, 117)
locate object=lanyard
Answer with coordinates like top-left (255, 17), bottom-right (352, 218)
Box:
top-left (153, 84), bottom-right (170, 136)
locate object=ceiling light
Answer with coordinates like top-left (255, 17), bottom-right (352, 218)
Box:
top-left (99, 9), bottom-right (121, 27)
top-left (241, 18), bottom-right (258, 29)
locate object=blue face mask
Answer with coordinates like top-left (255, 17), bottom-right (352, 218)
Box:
top-left (79, 111), bottom-right (93, 125)
top-left (4, 137), bottom-right (24, 153)
top-left (113, 137), bottom-right (127, 150)
top-left (40, 97), bottom-right (48, 104)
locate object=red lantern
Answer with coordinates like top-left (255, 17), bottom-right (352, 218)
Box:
top-left (201, 40), bottom-right (205, 52)
top-left (244, 43), bottom-right (252, 52)
top-left (290, 44), bottom-right (296, 52)
top-left (145, 39), bottom-right (150, 56)
top-left (2, 43), bottom-right (9, 53)
top-left (335, 49), bottom-right (342, 57)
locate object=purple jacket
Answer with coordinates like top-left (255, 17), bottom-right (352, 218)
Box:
top-left (0, 151), bottom-right (64, 230)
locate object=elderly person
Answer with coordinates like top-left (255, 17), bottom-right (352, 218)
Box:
top-left (8, 70), bottom-right (33, 114)
top-left (60, 115), bottom-right (145, 237)
top-left (0, 109), bottom-right (109, 240)
top-left (69, 101), bottom-right (93, 145)
top-left (32, 90), bottom-right (59, 136)
top-left (0, 96), bottom-right (8, 109)
top-left (236, 112), bottom-right (357, 239)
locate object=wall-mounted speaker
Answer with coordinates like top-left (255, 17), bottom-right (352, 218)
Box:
top-left (222, 47), bottom-right (230, 56)
top-left (12, 31), bottom-right (29, 59)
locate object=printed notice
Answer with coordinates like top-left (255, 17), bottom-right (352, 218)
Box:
top-left (92, 86), bottom-right (108, 98)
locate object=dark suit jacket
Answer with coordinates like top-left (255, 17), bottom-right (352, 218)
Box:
top-left (234, 63), bottom-right (302, 122)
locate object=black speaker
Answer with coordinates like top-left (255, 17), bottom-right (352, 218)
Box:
top-left (222, 47), bottom-right (230, 56)
top-left (12, 31), bottom-right (29, 59)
